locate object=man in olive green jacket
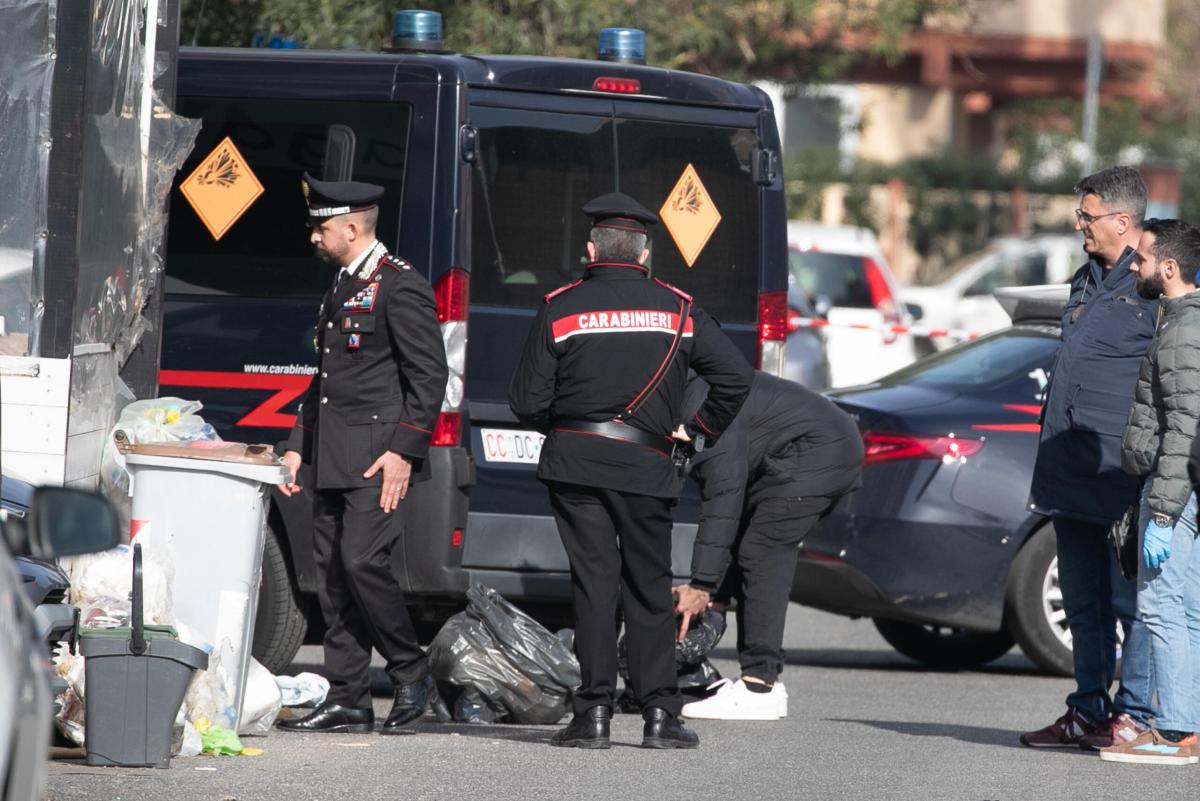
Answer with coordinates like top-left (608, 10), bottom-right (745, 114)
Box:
top-left (1109, 217), bottom-right (1200, 765)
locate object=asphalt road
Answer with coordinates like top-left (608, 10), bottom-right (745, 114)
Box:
top-left (45, 605), bottom-right (1199, 801)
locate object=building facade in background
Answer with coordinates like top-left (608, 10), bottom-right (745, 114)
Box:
top-left (765, 0), bottom-right (1165, 166)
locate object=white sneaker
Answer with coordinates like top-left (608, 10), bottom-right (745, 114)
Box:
top-left (681, 679), bottom-right (786, 721)
top-left (773, 681), bottom-right (789, 718)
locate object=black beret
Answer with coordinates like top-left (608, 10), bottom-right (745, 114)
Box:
top-left (302, 172), bottom-right (385, 219)
top-left (583, 191), bottom-right (658, 234)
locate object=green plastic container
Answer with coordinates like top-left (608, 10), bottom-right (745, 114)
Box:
top-left (80, 544), bottom-right (208, 768)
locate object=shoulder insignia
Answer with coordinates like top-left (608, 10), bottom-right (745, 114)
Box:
top-left (544, 279), bottom-right (583, 303)
top-left (653, 278), bottom-right (693, 302)
top-left (382, 254), bottom-right (412, 272)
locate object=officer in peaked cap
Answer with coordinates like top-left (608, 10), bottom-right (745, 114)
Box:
top-left (277, 172), bottom-right (448, 735)
top-left (509, 190), bottom-right (753, 750)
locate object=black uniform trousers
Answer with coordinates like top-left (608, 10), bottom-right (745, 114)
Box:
top-left (715, 495), bottom-right (836, 683)
top-left (548, 481), bottom-right (681, 717)
top-left (312, 486), bottom-right (426, 708)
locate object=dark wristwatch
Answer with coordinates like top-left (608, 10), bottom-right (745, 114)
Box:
top-left (1152, 513), bottom-right (1172, 528)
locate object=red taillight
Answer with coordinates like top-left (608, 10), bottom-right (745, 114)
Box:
top-left (434, 267), bottom-right (469, 324)
top-left (862, 431), bottom-right (984, 466)
top-left (450, 528), bottom-right (464, 549)
top-left (433, 269), bottom-right (469, 447)
top-left (758, 291), bottom-right (788, 344)
top-left (593, 77), bottom-right (641, 94)
top-left (864, 257), bottom-right (901, 344)
top-left (786, 307), bottom-right (804, 334)
top-left (432, 411), bottom-right (462, 447)
top-left (757, 290), bottom-right (788, 376)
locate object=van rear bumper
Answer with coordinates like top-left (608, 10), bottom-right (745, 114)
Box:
top-left (399, 445), bottom-right (474, 597)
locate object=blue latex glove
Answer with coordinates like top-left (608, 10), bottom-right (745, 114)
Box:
top-left (1143, 519), bottom-right (1174, 570)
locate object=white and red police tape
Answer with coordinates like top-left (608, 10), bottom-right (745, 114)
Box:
top-left (789, 317), bottom-right (984, 342)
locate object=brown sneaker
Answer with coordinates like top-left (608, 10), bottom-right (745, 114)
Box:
top-left (1020, 707), bottom-right (1099, 748)
top-left (1099, 730), bottom-right (1199, 765)
top-left (1078, 712), bottom-right (1148, 751)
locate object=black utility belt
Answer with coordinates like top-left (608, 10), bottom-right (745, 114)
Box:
top-left (553, 419), bottom-right (671, 449)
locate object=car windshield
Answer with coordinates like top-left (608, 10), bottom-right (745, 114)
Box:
top-left (787, 250), bottom-right (871, 307)
top-left (878, 326), bottom-right (1060, 389)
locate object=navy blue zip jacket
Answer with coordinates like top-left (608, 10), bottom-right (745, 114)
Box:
top-left (1030, 246), bottom-right (1158, 524)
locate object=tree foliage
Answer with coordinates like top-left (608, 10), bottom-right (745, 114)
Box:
top-left (180, 0), bottom-right (964, 82)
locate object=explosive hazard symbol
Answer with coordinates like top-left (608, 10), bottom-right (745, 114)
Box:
top-left (180, 137), bottom-right (265, 241)
top-left (659, 163), bottom-right (721, 268)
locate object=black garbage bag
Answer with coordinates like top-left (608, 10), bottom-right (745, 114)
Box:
top-left (616, 608), bottom-right (727, 708)
top-left (428, 584), bottom-right (581, 724)
top-left (618, 608), bottom-right (727, 677)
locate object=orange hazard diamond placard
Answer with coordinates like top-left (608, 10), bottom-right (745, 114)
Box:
top-left (659, 163), bottom-right (722, 268)
top-left (179, 137), bottom-right (264, 241)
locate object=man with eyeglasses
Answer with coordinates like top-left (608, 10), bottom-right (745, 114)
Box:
top-left (1022, 166), bottom-right (1159, 750)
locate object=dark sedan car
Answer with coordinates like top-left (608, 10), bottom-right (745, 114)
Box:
top-left (792, 285), bottom-right (1076, 675)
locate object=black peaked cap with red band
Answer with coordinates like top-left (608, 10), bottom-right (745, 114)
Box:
top-left (583, 191), bottom-right (659, 235)
top-left (302, 172), bottom-right (385, 220)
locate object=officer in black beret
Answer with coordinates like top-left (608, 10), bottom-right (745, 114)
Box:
top-left (277, 173), bottom-right (448, 734)
top-left (509, 191), bottom-right (753, 749)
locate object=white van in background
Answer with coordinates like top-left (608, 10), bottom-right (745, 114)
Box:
top-left (786, 222), bottom-right (919, 387)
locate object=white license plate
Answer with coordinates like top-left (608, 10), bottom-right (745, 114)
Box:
top-left (479, 428), bottom-right (545, 465)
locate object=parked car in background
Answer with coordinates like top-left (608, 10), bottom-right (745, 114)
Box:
top-left (792, 284), bottom-right (1074, 676)
top-left (786, 222), bottom-right (919, 387)
top-left (0, 486), bottom-right (120, 801)
top-left (901, 233), bottom-right (1080, 350)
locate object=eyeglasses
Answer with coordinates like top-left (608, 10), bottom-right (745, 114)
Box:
top-left (1074, 208), bottom-right (1123, 226)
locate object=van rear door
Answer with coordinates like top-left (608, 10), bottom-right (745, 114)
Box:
top-left (460, 90), bottom-right (763, 598)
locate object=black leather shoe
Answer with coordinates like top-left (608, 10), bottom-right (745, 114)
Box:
top-left (277, 701), bottom-right (374, 733)
top-left (642, 707), bottom-right (699, 749)
top-left (550, 705), bottom-right (611, 749)
top-left (380, 676), bottom-right (433, 734)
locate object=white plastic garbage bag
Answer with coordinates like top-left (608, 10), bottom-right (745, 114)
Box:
top-left (53, 647), bottom-right (86, 746)
top-left (66, 523), bottom-right (174, 629)
top-left (275, 673), bottom-right (330, 708)
top-left (99, 397), bottom-right (221, 529)
top-left (179, 625), bottom-right (238, 732)
top-left (177, 719), bottom-right (202, 758)
top-left (238, 659), bottom-right (283, 736)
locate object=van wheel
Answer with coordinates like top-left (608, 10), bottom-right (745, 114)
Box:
top-left (252, 523), bottom-right (307, 674)
top-left (872, 619), bottom-right (1015, 669)
top-left (1004, 523), bottom-right (1074, 676)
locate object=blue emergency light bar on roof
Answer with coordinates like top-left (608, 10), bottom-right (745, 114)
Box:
top-left (597, 28), bottom-right (646, 65)
top-left (393, 9), bottom-right (444, 50)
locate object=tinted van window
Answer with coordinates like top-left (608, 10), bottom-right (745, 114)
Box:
top-left (469, 107), bottom-right (760, 323)
top-left (616, 118), bottom-right (759, 323)
top-left (468, 107), bottom-right (614, 310)
top-left (167, 98), bottom-right (411, 298)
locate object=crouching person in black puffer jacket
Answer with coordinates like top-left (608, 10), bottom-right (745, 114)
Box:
top-left (673, 370), bottom-right (862, 721)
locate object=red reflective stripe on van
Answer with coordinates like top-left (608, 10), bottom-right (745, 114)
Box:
top-left (158, 370), bottom-right (312, 428)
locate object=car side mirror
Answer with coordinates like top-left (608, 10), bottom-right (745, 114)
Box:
top-left (28, 486), bottom-right (121, 559)
top-left (904, 302), bottom-right (924, 321)
top-left (812, 294), bottom-right (833, 319)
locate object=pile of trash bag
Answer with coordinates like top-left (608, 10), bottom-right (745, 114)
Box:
top-left (429, 584), bottom-right (580, 724)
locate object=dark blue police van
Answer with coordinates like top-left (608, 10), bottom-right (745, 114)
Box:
top-left (162, 13), bottom-right (790, 671)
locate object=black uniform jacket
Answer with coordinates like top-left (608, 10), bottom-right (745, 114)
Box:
top-left (508, 262), bottom-right (753, 498)
top-left (684, 371), bottom-right (864, 589)
top-left (286, 244), bottom-right (449, 489)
